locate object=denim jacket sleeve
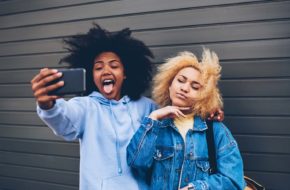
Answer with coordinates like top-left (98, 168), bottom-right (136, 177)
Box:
top-left (189, 123), bottom-right (245, 190)
top-left (127, 117), bottom-right (163, 170)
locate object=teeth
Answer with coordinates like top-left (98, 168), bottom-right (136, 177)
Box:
top-left (103, 79), bottom-right (114, 85)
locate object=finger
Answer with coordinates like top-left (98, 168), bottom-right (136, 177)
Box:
top-left (31, 68), bottom-right (58, 84)
top-left (215, 114), bottom-right (224, 122)
top-left (177, 110), bottom-right (186, 118)
top-left (213, 115), bottom-right (221, 122)
top-left (177, 107), bottom-right (191, 111)
top-left (32, 72), bottom-right (62, 92)
top-left (172, 110), bottom-right (185, 118)
top-left (34, 81), bottom-right (64, 97)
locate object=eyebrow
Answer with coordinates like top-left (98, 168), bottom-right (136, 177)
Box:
top-left (94, 59), bottom-right (120, 64)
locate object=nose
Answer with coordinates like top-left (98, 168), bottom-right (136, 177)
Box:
top-left (180, 83), bottom-right (189, 93)
top-left (102, 64), bottom-right (112, 75)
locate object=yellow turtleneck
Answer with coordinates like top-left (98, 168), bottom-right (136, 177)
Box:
top-left (173, 113), bottom-right (194, 141)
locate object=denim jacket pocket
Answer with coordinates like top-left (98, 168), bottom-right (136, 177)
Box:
top-left (195, 160), bottom-right (210, 179)
top-left (153, 146), bottom-right (174, 161)
top-left (152, 146), bottom-right (174, 188)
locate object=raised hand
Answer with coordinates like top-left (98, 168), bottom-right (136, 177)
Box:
top-left (207, 108), bottom-right (224, 122)
top-left (149, 106), bottom-right (191, 120)
top-left (31, 68), bottom-right (64, 109)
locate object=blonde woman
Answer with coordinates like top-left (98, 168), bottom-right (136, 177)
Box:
top-left (127, 49), bottom-right (244, 190)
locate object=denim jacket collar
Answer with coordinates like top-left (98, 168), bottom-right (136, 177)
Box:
top-left (162, 116), bottom-right (208, 132)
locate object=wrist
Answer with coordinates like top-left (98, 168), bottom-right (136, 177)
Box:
top-left (38, 100), bottom-right (55, 110)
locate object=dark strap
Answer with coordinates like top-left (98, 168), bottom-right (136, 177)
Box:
top-left (206, 120), bottom-right (217, 174)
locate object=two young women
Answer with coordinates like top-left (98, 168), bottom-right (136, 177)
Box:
top-left (31, 24), bottom-right (239, 190)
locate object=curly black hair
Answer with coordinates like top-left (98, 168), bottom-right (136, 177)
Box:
top-left (60, 24), bottom-right (154, 100)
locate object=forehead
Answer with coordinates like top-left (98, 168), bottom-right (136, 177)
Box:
top-left (94, 52), bottom-right (121, 62)
top-left (175, 67), bottom-right (201, 81)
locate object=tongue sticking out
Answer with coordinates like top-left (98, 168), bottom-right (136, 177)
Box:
top-left (104, 84), bottom-right (113, 94)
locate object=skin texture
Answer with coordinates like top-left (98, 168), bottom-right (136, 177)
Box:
top-left (93, 52), bottom-right (126, 101)
top-left (150, 67), bottom-right (202, 121)
top-left (169, 67), bottom-right (202, 108)
top-left (149, 67), bottom-right (224, 121)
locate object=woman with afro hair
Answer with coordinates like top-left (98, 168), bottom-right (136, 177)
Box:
top-left (127, 49), bottom-right (244, 190)
top-left (31, 24), bottom-right (158, 190)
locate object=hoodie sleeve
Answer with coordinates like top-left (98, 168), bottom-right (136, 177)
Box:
top-left (37, 98), bottom-right (87, 141)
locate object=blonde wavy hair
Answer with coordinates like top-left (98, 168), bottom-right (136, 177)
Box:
top-left (152, 49), bottom-right (223, 119)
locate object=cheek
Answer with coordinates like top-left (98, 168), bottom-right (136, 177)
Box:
top-left (93, 72), bottom-right (101, 87)
top-left (188, 91), bottom-right (199, 102)
top-left (168, 85), bottom-right (174, 100)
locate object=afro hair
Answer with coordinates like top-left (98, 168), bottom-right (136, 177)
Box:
top-left (60, 24), bottom-right (154, 100)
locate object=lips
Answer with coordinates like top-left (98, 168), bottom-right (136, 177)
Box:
top-left (176, 92), bottom-right (187, 100)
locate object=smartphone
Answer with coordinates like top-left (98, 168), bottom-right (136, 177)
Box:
top-left (48, 68), bottom-right (86, 95)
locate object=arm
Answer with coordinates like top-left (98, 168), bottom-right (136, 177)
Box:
top-left (127, 106), bottom-right (189, 169)
top-left (37, 98), bottom-right (87, 141)
top-left (127, 117), bottom-right (162, 169)
top-left (32, 68), bottom-right (86, 140)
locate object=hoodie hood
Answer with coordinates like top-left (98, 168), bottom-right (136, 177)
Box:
top-left (89, 91), bottom-right (131, 106)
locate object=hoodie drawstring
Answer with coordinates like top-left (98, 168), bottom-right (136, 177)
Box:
top-left (124, 97), bottom-right (137, 133)
top-left (109, 101), bottom-right (123, 174)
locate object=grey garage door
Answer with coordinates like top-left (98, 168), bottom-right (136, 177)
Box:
top-left (0, 1), bottom-right (289, 189)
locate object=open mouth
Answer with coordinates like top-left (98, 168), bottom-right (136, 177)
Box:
top-left (102, 79), bottom-right (115, 94)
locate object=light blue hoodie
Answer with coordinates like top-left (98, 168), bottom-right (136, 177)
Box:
top-left (37, 91), bottom-right (157, 190)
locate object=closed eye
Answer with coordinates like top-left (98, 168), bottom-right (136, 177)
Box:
top-left (191, 83), bottom-right (201, 90)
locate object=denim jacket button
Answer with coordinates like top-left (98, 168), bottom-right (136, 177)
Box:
top-left (146, 121), bottom-right (151, 127)
top-left (156, 150), bottom-right (162, 158)
top-left (157, 152), bottom-right (162, 158)
top-left (185, 177), bottom-right (189, 182)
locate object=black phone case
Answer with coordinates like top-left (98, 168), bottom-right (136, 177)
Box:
top-left (48, 68), bottom-right (86, 95)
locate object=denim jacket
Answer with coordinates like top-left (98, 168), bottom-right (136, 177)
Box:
top-left (127, 116), bottom-right (245, 190)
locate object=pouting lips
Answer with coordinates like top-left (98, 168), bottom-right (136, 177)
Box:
top-left (102, 79), bottom-right (115, 94)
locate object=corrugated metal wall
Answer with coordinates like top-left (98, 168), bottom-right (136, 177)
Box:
top-left (0, 0), bottom-right (289, 189)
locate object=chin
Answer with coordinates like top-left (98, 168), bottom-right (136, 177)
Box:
top-left (172, 101), bottom-right (188, 107)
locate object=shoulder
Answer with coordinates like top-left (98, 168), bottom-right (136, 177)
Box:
top-left (134, 96), bottom-right (157, 108)
top-left (212, 122), bottom-right (238, 152)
